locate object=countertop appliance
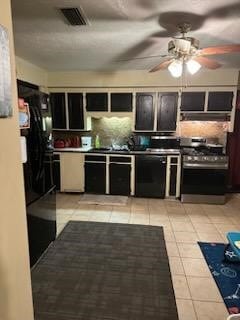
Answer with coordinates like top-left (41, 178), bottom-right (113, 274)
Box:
top-left (135, 155), bottom-right (167, 198)
top-left (181, 152), bottom-right (228, 204)
top-left (18, 80), bottom-right (56, 267)
top-left (147, 136), bottom-right (180, 154)
top-left (81, 136), bottom-right (92, 148)
top-left (127, 134), bottom-right (150, 151)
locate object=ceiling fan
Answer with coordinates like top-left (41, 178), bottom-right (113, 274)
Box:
top-left (133, 23), bottom-right (240, 77)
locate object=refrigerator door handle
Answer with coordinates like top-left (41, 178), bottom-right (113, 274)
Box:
top-left (32, 106), bottom-right (45, 183)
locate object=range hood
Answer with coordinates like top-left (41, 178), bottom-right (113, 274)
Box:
top-left (181, 113), bottom-right (231, 121)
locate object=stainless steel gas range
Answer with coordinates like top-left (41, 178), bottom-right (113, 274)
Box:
top-left (181, 154), bottom-right (229, 204)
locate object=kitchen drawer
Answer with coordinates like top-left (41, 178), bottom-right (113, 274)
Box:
top-left (170, 157), bottom-right (178, 164)
top-left (109, 156), bottom-right (131, 163)
top-left (53, 154), bottom-right (60, 161)
top-left (85, 155), bottom-right (106, 162)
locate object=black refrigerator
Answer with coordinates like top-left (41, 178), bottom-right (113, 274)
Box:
top-left (18, 80), bottom-right (56, 267)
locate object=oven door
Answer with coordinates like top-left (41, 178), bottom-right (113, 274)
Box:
top-left (182, 165), bottom-right (227, 195)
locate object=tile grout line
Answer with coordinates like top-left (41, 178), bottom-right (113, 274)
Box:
top-left (57, 193), bottom-right (240, 320)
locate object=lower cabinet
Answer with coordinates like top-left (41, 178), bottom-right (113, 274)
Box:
top-left (84, 155), bottom-right (106, 194)
top-left (109, 163), bottom-right (131, 196)
top-left (84, 155), bottom-right (132, 195)
top-left (166, 156), bottom-right (181, 198)
top-left (135, 155), bottom-right (167, 198)
top-left (60, 153), bottom-right (84, 192)
top-left (57, 153), bottom-right (180, 198)
top-left (53, 154), bottom-right (61, 191)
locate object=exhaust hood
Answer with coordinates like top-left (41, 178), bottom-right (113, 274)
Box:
top-left (180, 113), bottom-right (231, 121)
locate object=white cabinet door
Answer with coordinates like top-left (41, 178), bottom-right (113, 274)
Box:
top-left (60, 153), bottom-right (84, 192)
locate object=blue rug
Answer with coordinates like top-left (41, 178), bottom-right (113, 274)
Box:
top-left (199, 242), bottom-right (240, 315)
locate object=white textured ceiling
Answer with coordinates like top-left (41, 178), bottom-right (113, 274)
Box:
top-left (11, 0), bottom-right (240, 71)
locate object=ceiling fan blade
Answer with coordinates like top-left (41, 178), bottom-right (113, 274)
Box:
top-left (200, 44), bottom-right (240, 56)
top-left (149, 59), bottom-right (173, 73)
top-left (194, 56), bottom-right (222, 69)
top-left (116, 54), bottom-right (168, 62)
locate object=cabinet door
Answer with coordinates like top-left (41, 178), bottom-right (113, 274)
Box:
top-left (157, 93), bottom-right (178, 131)
top-left (208, 91), bottom-right (233, 111)
top-left (86, 93), bottom-right (108, 111)
top-left (181, 92), bottom-right (205, 111)
top-left (135, 156), bottom-right (166, 198)
top-left (85, 162), bottom-right (106, 194)
top-left (50, 93), bottom-right (66, 129)
top-left (135, 93), bottom-right (155, 130)
top-left (169, 165), bottom-right (177, 196)
top-left (109, 163), bottom-right (131, 195)
top-left (68, 93), bottom-right (84, 130)
top-left (111, 93), bottom-right (132, 112)
top-left (53, 160), bottom-right (60, 191)
top-left (60, 153), bottom-right (84, 192)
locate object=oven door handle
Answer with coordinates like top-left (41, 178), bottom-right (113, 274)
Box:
top-left (183, 163), bottom-right (228, 170)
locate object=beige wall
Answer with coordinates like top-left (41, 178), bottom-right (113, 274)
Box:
top-left (16, 56), bottom-right (48, 89)
top-left (16, 53), bottom-right (239, 90)
top-left (0, 1), bottom-right (34, 319)
top-left (47, 69), bottom-right (239, 88)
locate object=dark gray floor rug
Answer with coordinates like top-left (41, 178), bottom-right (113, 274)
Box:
top-left (31, 221), bottom-right (178, 320)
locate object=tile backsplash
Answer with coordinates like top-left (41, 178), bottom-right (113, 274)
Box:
top-left (53, 118), bottom-right (229, 147)
top-left (53, 116), bottom-right (132, 147)
top-left (179, 121), bottom-right (229, 144)
top-left (91, 117), bottom-right (132, 147)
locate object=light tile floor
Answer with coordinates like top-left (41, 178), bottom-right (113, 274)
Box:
top-left (56, 193), bottom-right (240, 320)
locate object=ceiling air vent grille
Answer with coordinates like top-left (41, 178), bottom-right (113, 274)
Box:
top-left (60, 7), bottom-right (88, 26)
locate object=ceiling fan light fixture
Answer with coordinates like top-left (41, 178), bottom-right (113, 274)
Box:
top-left (168, 60), bottom-right (183, 78)
top-left (186, 59), bottom-right (201, 74)
top-left (174, 39), bottom-right (191, 53)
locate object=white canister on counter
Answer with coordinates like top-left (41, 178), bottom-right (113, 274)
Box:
top-left (81, 136), bottom-right (92, 148)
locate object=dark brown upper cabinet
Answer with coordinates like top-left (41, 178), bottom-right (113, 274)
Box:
top-left (157, 93), bottom-right (178, 132)
top-left (135, 93), bottom-right (155, 131)
top-left (110, 93), bottom-right (133, 112)
top-left (181, 92), bottom-right (205, 112)
top-left (86, 93), bottom-right (108, 111)
top-left (50, 92), bottom-right (67, 129)
top-left (208, 91), bottom-right (233, 111)
top-left (68, 93), bottom-right (84, 130)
